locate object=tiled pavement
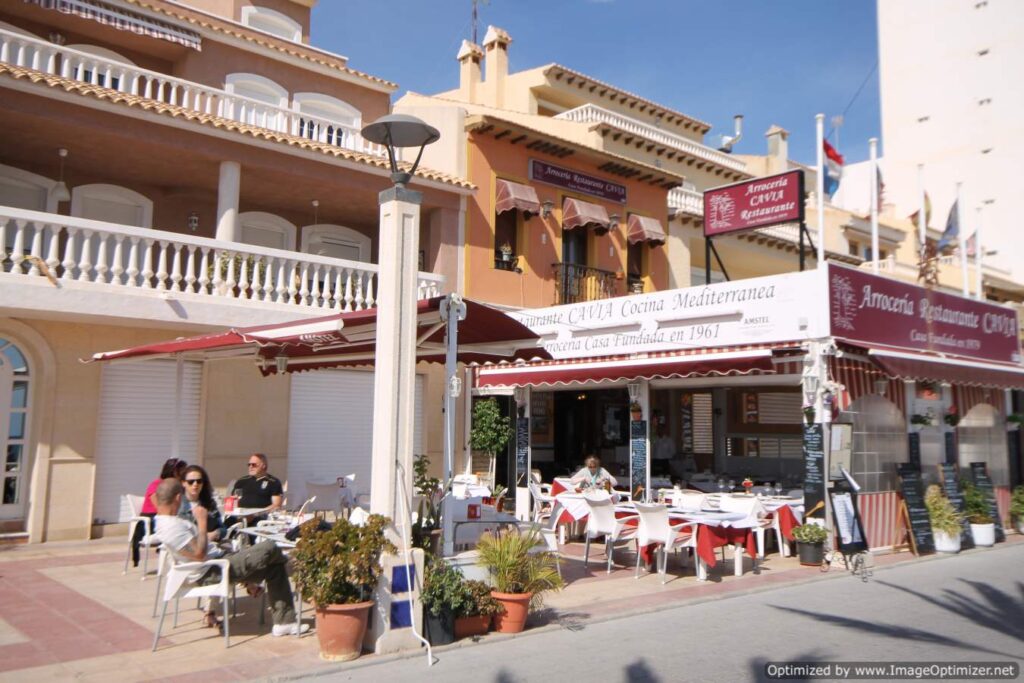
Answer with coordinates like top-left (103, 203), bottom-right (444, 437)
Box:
top-left (0, 534), bottom-right (1019, 682)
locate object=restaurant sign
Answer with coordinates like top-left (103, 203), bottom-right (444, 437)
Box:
top-left (511, 269), bottom-right (826, 360)
top-left (828, 263), bottom-right (1021, 364)
top-left (703, 170), bottom-right (805, 237)
top-left (530, 159), bottom-right (627, 204)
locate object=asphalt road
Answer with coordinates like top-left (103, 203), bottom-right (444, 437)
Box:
top-left (301, 543), bottom-right (1024, 683)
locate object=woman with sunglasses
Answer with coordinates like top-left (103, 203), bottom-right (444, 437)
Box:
top-left (178, 464), bottom-right (226, 629)
top-left (132, 458), bottom-right (186, 568)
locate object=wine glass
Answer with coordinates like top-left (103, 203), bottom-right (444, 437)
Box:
top-left (727, 479), bottom-right (736, 494)
top-left (716, 478), bottom-right (725, 494)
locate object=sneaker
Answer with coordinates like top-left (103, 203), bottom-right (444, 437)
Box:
top-left (272, 622), bottom-right (310, 637)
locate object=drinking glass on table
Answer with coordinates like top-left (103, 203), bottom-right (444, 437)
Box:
top-left (717, 478), bottom-right (725, 494)
top-left (727, 479), bottom-right (736, 493)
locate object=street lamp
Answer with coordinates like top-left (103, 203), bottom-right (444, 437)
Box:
top-left (359, 114), bottom-right (440, 535)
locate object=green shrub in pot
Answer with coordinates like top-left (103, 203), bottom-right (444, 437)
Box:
top-left (961, 482), bottom-right (994, 525)
top-left (1011, 485), bottom-right (1024, 531)
top-left (420, 559), bottom-right (468, 645)
top-left (792, 523), bottom-right (828, 544)
top-left (455, 579), bottom-right (503, 639)
top-left (925, 484), bottom-right (963, 553)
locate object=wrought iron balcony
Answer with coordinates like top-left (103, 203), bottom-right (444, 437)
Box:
top-left (552, 263), bottom-right (620, 304)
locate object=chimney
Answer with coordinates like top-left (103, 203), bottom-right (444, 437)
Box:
top-left (457, 40), bottom-right (484, 104)
top-left (765, 125), bottom-right (789, 174)
top-left (482, 25), bottom-right (511, 109)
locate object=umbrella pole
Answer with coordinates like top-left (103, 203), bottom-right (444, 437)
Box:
top-left (441, 295), bottom-right (466, 557)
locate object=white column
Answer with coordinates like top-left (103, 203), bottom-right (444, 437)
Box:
top-left (370, 186), bottom-right (422, 538)
top-left (869, 137), bottom-right (879, 274)
top-left (639, 379), bottom-right (651, 501)
top-left (975, 206), bottom-right (984, 300)
top-left (514, 386), bottom-right (532, 523)
top-left (215, 161), bottom-right (241, 242)
top-left (815, 114), bottom-right (825, 265)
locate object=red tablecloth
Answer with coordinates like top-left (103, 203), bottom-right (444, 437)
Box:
top-left (775, 505), bottom-right (800, 541)
top-left (697, 524), bottom-right (756, 567)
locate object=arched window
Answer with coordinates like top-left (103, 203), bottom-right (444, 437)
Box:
top-left (959, 403), bottom-right (1008, 486)
top-left (301, 224), bottom-right (370, 263)
top-left (0, 163), bottom-right (58, 213)
top-left (223, 73), bottom-right (289, 131)
top-left (70, 183), bottom-right (152, 228)
top-left (239, 212), bottom-right (297, 251)
top-left (0, 338), bottom-right (30, 518)
top-left (293, 93), bottom-right (361, 147)
top-left (65, 44), bottom-right (136, 91)
top-left (240, 6), bottom-right (303, 42)
top-left (842, 394), bottom-right (907, 493)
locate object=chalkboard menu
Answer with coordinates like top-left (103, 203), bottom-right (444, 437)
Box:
top-left (630, 420), bottom-right (647, 499)
top-left (680, 394), bottom-right (693, 452)
top-left (515, 417), bottom-right (529, 486)
top-left (803, 424), bottom-right (825, 519)
top-left (969, 462), bottom-right (1006, 543)
top-left (896, 464), bottom-right (935, 555)
top-left (938, 463), bottom-right (975, 549)
top-left (944, 431), bottom-right (957, 465)
top-left (907, 433), bottom-right (921, 470)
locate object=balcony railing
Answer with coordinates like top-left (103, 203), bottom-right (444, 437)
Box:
top-left (552, 263), bottom-right (620, 304)
top-left (555, 103), bottom-right (748, 173)
top-left (0, 28), bottom-right (387, 158)
top-left (0, 206), bottom-right (442, 312)
top-left (668, 186), bottom-right (704, 216)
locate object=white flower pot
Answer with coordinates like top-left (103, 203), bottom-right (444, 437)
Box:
top-left (1016, 519), bottom-right (1024, 535)
top-left (933, 530), bottom-right (961, 553)
top-left (970, 523), bottom-right (996, 547)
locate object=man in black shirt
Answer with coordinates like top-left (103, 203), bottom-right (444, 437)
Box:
top-left (230, 453), bottom-right (283, 523)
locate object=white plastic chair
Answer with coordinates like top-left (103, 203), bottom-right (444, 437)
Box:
top-left (122, 494), bottom-right (160, 579)
top-left (717, 496), bottom-right (770, 567)
top-left (582, 493), bottom-right (637, 573)
top-left (152, 551), bottom-right (232, 651)
top-left (632, 503), bottom-right (702, 583)
top-left (518, 516), bottom-right (562, 578)
top-left (672, 490), bottom-right (707, 511)
top-left (527, 481), bottom-right (555, 523)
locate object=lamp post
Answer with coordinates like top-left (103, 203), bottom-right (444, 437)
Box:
top-left (360, 114), bottom-right (440, 532)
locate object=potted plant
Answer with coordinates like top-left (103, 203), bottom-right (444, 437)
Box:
top-left (469, 398), bottom-right (513, 489)
top-left (741, 477), bottom-right (754, 495)
top-left (499, 242), bottom-right (513, 262)
top-left (961, 482), bottom-right (995, 547)
top-left (455, 579), bottom-right (502, 638)
top-left (910, 412), bottom-right (933, 431)
top-left (411, 454), bottom-right (443, 556)
top-left (1010, 485), bottom-right (1024, 534)
top-left (292, 515), bottom-right (396, 661)
top-left (924, 484), bottom-right (963, 553)
top-left (476, 526), bottom-right (563, 633)
top-left (420, 559), bottom-right (468, 646)
top-left (630, 402), bottom-right (643, 421)
top-left (943, 405), bottom-right (960, 428)
top-left (1006, 414), bottom-right (1023, 432)
top-left (802, 405), bottom-right (816, 425)
top-left (792, 522), bottom-right (828, 566)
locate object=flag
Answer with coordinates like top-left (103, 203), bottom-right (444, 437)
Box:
top-left (876, 166), bottom-right (886, 213)
top-left (965, 230), bottom-right (977, 258)
top-left (937, 199), bottom-right (959, 252)
top-left (908, 192), bottom-right (932, 228)
top-left (823, 139), bottom-right (844, 197)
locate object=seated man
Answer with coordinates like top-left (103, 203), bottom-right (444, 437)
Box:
top-left (570, 455), bottom-right (618, 491)
top-left (228, 453), bottom-right (283, 524)
top-left (152, 478), bottom-right (307, 637)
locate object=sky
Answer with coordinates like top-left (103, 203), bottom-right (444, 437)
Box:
top-left (311, 0), bottom-right (881, 168)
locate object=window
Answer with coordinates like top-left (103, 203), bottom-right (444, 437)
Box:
top-left (0, 163), bottom-right (58, 214)
top-left (240, 6), bottom-right (302, 42)
top-left (0, 338), bottom-right (30, 513)
top-left (843, 394), bottom-right (907, 493)
top-left (65, 44), bottom-right (135, 91)
top-left (223, 73), bottom-right (289, 131)
top-left (238, 212), bottom-right (297, 251)
top-left (70, 184), bottom-right (152, 228)
top-left (958, 404), bottom-right (1008, 486)
top-left (627, 241), bottom-right (644, 294)
top-left (879, 249), bottom-right (888, 260)
top-left (302, 224), bottom-right (370, 263)
top-left (726, 389), bottom-right (803, 462)
top-left (293, 93), bottom-right (361, 147)
top-left (848, 240), bottom-right (860, 257)
top-left (494, 209), bottom-right (518, 271)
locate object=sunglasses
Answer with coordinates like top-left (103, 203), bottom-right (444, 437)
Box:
top-left (184, 479), bottom-right (204, 485)
top-left (247, 462), bottom-right (261, 468)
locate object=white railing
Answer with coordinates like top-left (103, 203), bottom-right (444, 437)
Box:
top-left (0, 206), bottom-right (443, 311)
top-left (668, 187), bottom-right (703, 216)
top-left (0, 28), bottom-right (387, 158)
top-left (555, 103), bottom-right (748, 173)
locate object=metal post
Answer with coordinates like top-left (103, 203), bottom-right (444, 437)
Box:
top-left (704, 238), bottom-right (711, 285)
top-left (815, 114), bottom-right (825, 265)
top-left (171, 354), bottom-right (183, 459)
top-left (441, 295), bottom-right (466, 557)
top-left (869, 138), bottom-right (879, 274)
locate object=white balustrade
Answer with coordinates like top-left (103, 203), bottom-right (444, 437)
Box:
top-left (555, 103), bottom-right (748, 173)
top-left (0, 207), bottom-right (443, 312)
top-left (668, 187), bottom-right (704, 216)
top-left (0, 28), bottom-right (387, 159)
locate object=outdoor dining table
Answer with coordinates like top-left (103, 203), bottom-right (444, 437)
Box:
top-left (758, 497), bottom-right (805, 541)
top-left (668, 508), bottom-right (759, 569)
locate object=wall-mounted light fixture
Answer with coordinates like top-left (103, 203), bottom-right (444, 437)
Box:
top-left (275, 355), bottom-right (289, 373)
top-left (874, 378), bottom-right (889, 396)
top-left (513, 386), bottom-right (527, 404)
top-left (627, 381), bottom-right (641, 403)
top-left (609, 213), bottom-right (621, 232)
top-left (541, 200), bottom-right (554, 219)
top-left (48, 32), bottom-right (66, 46)
top-left (448, 374), bottom-right (463, 398)
top-left (187, 211), bottom-right (199, 232)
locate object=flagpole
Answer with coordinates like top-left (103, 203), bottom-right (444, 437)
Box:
top-left (816, 113), bottom-right (825, 265)
top-left (975, 205), bottom-right (983, 301)
top-left (957, 183), bottom-right (967, 296)
top-left (869, 137), bottom-right (879, 274)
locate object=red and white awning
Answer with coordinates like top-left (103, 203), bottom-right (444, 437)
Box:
top-left (495, 179), bottom-right (541, 215)
top-left (474, 344), bottom-right (800, 389)
top-left (90, 297), bottom-right (549, 374)
top-left (562, 197), bottom-right (610, 233)
top-left (25, 0), bottom-right (203, 50)
top-left (867, 348), bottom-right (1024, 390)
top-left (626, 214), bottom-right (667, 245)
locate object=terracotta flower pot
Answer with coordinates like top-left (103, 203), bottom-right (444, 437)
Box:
top-left (491, 591), bottom-right (532, 633)
top-left (454, 614), bottom-right (491, 639)
top-left (314, 600), bottom-right (373, 662)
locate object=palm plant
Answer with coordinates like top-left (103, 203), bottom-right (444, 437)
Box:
top-left (924, 484), bottom-right (963, 536)
top-left (476, 526), bottom-right (563, 609)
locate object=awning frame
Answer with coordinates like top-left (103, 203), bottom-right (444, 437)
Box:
top-left (25, 0), bottom-right (203, 50)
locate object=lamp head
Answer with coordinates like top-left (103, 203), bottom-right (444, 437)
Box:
top-left (361, 114), bottom-right (440, 187)
top-left (275, 355), bottom-right (289, 374)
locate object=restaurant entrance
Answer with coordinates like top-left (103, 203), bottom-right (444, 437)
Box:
top-left (529, 388), bottom-right (630, 482)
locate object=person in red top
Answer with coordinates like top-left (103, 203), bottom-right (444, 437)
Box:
top-left (132, 457), bottom-right (186, 567)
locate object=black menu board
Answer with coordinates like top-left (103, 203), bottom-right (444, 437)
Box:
top-left (515, 417), bottom-right (529, 486)
top-left (938, 463), bottom-right (975, 549)
top-left (969, 462), bottom-right (1005, 543)
top-left (803, 424), bottom-right (825, 519)
top-left (630, 420), bottom-right (647, 499)
top-left (944, 431), bottom-right (957, 465)
top-left (907, 433), bottom-right (921, 470)
top-left (896, 464), bottom-right (934, 555)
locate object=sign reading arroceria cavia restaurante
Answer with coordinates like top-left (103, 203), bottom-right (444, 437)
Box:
top-left (529, 159), bottom-right (627, 204)
top-left (703, 170), bottom-right (805, 237)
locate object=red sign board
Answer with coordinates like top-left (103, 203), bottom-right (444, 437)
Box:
top-left (828, 264), bottom-right (1021, 364)
top-left (530, 159), bottom-right (626, 204)
top-left (703, 170), bottom-right (805, 237)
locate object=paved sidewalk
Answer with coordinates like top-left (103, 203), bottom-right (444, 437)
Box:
top-left (0, 534), bottom-right (1018, 682)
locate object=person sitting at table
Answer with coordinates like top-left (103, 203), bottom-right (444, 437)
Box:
top-left (132, 457), bottom-right (186, 568)
top-left (228, 453), bottom-right (283, 524)
top-left (570, 455), bottom-right (618, 491)
top-left (152, 478), bottom-right (308, 637)
top-left (179, 465), bottom-right (225, 543)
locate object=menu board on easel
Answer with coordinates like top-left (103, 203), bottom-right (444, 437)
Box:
top-left (907, 433), bottom-right (921, 470)
top-left (827, 486), bottom-right (868, 554)
top-left (630, 420), bottom-right (647, 499)
top-left (938, 463), bottom-right (975, 550)
top-left (969, 462), bottom-right (1006, 543)
top-left (944, 431), bottom-right (957, 465)
top-left (515, 417), bottom-right (529, 486)
top-left (896, 464), bottom-right (935, 555)
top-left (802, 424), bottom-right (825, 519)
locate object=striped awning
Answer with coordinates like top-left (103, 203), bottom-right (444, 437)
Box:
top-left (562, 197), bottom-right (610, 234)
top-left (626, 214), bottom-right (667, 245)
top-left (24, 0), bottom-right (202, 51)
top-left (868, 348), bottom-right (1024, 390)
top-left (495, 179), bottom-right (541, 215)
